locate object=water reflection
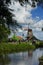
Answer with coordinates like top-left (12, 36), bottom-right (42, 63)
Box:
top-left (0, 48), bottom-right (43, 65)
top-left (0, 54), bottom-right (11, 65)
top-left (28, 50), bottom-right (33, 56)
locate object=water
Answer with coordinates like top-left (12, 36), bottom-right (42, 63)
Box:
top-left (0, 48), bottom-right (43, 65)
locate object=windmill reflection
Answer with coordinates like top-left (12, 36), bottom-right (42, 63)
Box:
top-left (28, 50), bottom-right (33, 57)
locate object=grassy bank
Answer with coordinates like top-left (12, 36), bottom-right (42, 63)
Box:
top-left (35, 41), bottom-right (43, 48)
top-left (39, 56), bottom-right (43, 60)
top-left (39, 56), bottom-right (43, 65)
top-left (0, 43), bottom-right (35, 54)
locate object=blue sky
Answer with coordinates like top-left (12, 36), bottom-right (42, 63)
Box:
top-left (31, 6), bottom-right (43, 21)
top-left (8, 0), bottom-right (43, 40)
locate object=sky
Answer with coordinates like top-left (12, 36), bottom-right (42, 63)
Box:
top-left (8, 0), bottom-right (43, 40)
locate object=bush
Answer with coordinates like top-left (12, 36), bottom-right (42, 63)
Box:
top-left (0, 43), bottom-right (35, 54)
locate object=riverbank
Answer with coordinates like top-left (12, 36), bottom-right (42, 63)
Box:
top-left (0, 43), bottom-right (35, 54)
top-left (39, 56), bottom-right (43, 65)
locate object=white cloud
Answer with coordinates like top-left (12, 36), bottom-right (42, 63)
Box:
top-left (36, 16), bottom-right (39, 19)
top-left (18, 28), bottom-right (23, 32)
top-left (8, 1), bottom-right (43, 40)
top-left (33, 20), bottom-right (43, 28)
top-left (9, 1), bottom-right (33, 24)
top-left (9, 0), bottom-right (43, 28)
top-left (33, 31), bottom-right (43, 40)
top-left (29, 19), bottom-right (43, 31)
top-left (9, 1), bottom-right (43, 32)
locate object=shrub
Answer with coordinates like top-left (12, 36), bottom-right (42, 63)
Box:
top-left (0, 43), bottom-right (35, 54)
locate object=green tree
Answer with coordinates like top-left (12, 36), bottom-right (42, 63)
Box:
top-left (0, 0), bottom-right (21, 42)
top-left (0, 18), bottom-right (10, 42)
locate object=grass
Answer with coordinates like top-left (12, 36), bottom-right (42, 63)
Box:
top-left (39, 56), bottom-right (43, 65)
top-left (0, 42), bottom-right (35, 54)
top-left (35, 41), bottom-right (43, 48)
top-left (0, 40), bottom-right (43, 54)
top-left (39, 56), bottom-right (43, 60)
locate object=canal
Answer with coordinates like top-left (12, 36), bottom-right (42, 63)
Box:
top-left (0, 48), bottom-right (43, 65)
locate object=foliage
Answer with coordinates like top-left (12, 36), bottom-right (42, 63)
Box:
top-left (39, 56), bottom-right (43, 65)
top-left (0, 0), bottom-right (22, 42)
top-left (0, 18), bottom-right (10, 42)
top-left (18, 0), bottom-right (43, 7)
top-left (12, 34), bottom-right (22, 41)
top-left (35, 41), bottom-right (43, 48)
top-left (0, 43), bottom-right (35, 54)
top-left (0, 25), bottom-right (10, 42)
top-left (39, 56), bottom-right (43, 60)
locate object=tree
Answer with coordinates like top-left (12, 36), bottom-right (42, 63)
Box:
top-left (0, 0), bottom-right (12, 42)
top-left (0, 18), bottom-right (10, 42)
top-left (0, 0), bottom-right (21, 42)
top-left (19, 0), bottom-right (43, 7)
